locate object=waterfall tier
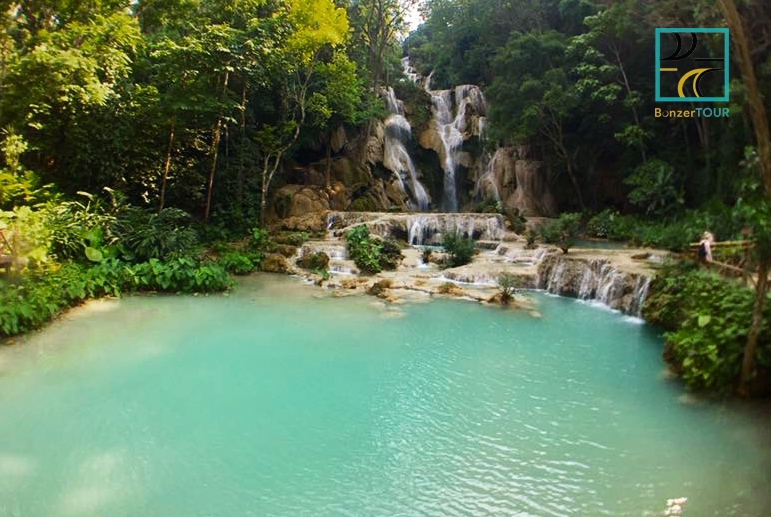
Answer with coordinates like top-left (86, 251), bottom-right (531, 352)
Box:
top-left (425, 84), bottom-right (487, 212)
top-left (382, 88), bottom-right (430, 211)
top-left (326, 211), bottom-right (505, 245)
top-left (536, 254), bottom-right (651, 316)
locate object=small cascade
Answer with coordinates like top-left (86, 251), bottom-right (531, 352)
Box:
top-left (406, 213), bottom-right (504, 245)
top-left (473, 150), bottom-right (502, 202)
top-left (401, 56), bottom-right (420, 85)
top-left (536, 254), bottom-right (652, 316)
top-left (382, 87), bottom-right (430, 211)
top-left (426, 83), bottom-right (488, 211)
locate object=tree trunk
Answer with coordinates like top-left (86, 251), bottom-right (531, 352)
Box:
top-left (613, 46), bottom-right (646, 163)
top-left (204, 117), bottom-right (222, 222)
top-left (739, 258), bottom-right (769, 396)
top-left (158, 118), bottom-right (175, 213)
top-left (260, 156), bottom-right (270, 227)
top-left (203, 69), bottom-right (230, 222)
top-left (238, 82), bottom-right (247, 216)
top-left (718, 0), bottom-right (771, 395)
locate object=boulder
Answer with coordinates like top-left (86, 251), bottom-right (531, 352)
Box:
top-left (330, 157), bottom-right (372, 191)
top-left (477, 146), bottom-right (557, 217)
top-left (261, 253), bottom-right (292, 274)
top-left (364, 120), bottom-right (385, 165)
top-left (273, 185), bottom-right (330, 219)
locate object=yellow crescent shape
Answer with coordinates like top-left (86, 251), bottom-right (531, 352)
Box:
top-left (677, 68), bottom-right (713, 97)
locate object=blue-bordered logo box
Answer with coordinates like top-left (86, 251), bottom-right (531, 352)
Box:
top-left (655, 28), bottom-right (729, 102)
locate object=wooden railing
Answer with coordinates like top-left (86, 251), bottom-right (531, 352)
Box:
top-left (688, 238), bottom-right (757, 286)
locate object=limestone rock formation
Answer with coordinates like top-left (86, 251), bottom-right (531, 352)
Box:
top-left (536, 253), bottom-right (651, 315)
top-left (272, 185), bottom-right (330, 219)
top-left (475, 146), bottom-right (558, 217)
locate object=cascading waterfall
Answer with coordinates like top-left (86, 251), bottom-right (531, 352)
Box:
top-left (406, 213), bottom-right (505, 245)
top-left (382, 87), bottom-right (430, 211)
top-left (401, 56), bottom-right (420, 85)
top-left (536, 254), bottom-right (652, 316)
top-left (426, 83), bottom-right (488, 211)
top-left (473, 148), bottom-right (502, 203)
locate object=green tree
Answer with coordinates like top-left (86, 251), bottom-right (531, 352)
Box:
top-left (256, 0), bottom-right (349, 226)
top-left (488, 31), bottom-right (586, 209)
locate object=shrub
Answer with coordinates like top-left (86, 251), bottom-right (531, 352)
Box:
top-left (274, 232), bottom-right (307, 247)
top-left (218, 251), bottom-right (257, 275)
top-left (586, 209), bottom-right (620, 239)
top-left (116, 207), bottom-right (199, 262)
top-left (345, 225), bottom-right (382, 274)
top-left (127, 257), bottom-right (232, 293)
top-left (250, 226), bottom-right (274, 252)
top-left (44, 194), bottom-right (118, 263)
top-left (643, 263), bottom-right (771, 394)
top-left (1, 264), bottom-right (79, 335)
top-left (540, 213), bottom-right (581, 253)
top-left (625, 158), bottom-right (682, 217)
top-left (378, 238), bottom-right (404, 270)
top-left (497, 272), bottom-right (522, 304)
top-left (442, 232), bottom-right (475, 267)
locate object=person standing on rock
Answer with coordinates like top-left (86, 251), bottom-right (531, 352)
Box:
top-left (698, 231), bottom-right (714, 269)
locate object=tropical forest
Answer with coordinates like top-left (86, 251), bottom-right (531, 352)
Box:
top-left (1, 0), bottom-right (771, 513)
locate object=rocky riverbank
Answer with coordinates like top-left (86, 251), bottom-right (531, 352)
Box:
top-left (274, 212), bottom-right (667, 316)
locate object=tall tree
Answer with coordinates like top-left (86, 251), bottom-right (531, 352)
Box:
top-left (255, 0), bottom-right (349, 225)
top-left (718, 0), bottom-right (771, 397)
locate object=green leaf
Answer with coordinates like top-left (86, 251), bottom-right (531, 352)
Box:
top-left (85, 246), bottom-right (103, 263)
top-left (697, 315), bottom-right (711, 328)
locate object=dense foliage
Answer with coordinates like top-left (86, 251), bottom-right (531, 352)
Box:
top-left (442, 231), bottom-right (475, 267)
top-left (540, 213), bottom-right (581, 254)
top-left (643, 263), bottom-right (771, 395)
top-left (344, 224), bottom-right (403, 274)
top-left (407, 0), bottom-right (771, 216)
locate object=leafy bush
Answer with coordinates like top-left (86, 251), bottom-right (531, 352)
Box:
top-left (44, 193), bottom-right (118, 263)
top-left (0, 262), bottom-right (93, 336)
top-left (442, 231), bottom-right (475, 267)
top-left (116, 207), bottom-right (199, 262)
top-left (540, 213), bottom-right (581, 253)
top-left (625, 158), bottom-right (682, 217)
top-left (586, 209), bottom-right (620, 239)
top-left (250, 226), bottom-right (275, 253)
top-left (127, 257), bottom-right (232, 293)
top-left (643, 263), bottom-right (771, 394)
top-left (497, 272), bottom-right (522, 304)
top-left (473, 199), bottom-right (501, 214)
top-left (218, 251), bottom-right (257, 275)
top-left (345, 225), bottom-right (382, 274)
top-left (274, 232), bottom-right (307, 247)
top-left (378, 238), bottom-right (404, 270)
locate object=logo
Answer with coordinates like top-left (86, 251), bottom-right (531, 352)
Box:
top-left (655, 28), bottom-right (729, 102)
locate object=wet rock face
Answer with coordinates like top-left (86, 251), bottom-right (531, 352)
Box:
top-left (476, 147), bottom-right (558, 217)
top-left (536, 254), bottom-right (651, 316)
top-left (273, 185), bottom-right (330, 219)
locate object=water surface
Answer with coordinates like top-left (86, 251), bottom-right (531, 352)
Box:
top-left (0, 275), bottom-right (769, 517)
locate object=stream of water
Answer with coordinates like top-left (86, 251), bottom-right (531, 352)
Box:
top-left (0, 276), bottom-right (769, 516)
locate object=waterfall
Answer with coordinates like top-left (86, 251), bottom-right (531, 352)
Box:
top-left (473, 150), bottom-right (501, 202)
top-left (426, 83), bottom-right (488, 212)
top-left (536, 254), bottom-right (652, 316)
top-left (406, 213), bottom-right (505, 245)
top-left (401, 56), bottom-right (420, 85)
top-left (382, 88), bottom-right (430, 211)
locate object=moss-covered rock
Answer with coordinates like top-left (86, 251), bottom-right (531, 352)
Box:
top-left (260, 253), bottom-right (291, 274)
top-left (297, 251), bottom-right (330, 271)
